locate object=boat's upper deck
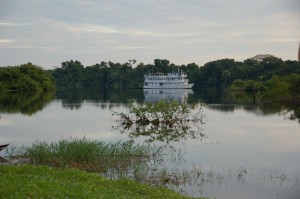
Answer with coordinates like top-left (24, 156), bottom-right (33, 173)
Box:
top-left (144, 72), bottom-right (187, 79)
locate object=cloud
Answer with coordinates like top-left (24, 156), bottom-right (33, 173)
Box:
top-left (0, 39), bottom-right (14, 44)
top-left (0, 22), bottom-right (32, 26)
top-left (0, 0), bottom-right (299, 67)
top-left (67, 24), bottom-right (119, 34)
top-left (125, 29), bottom-right (199, 38)
top-left (113, 46), bottom-right (145, 50)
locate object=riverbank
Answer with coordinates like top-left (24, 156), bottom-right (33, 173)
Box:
top-left (0, 164), bottom-right (203, 198)
top-left (1, 138), bottom-right (206, 198)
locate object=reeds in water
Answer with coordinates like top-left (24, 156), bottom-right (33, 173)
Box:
top-left (6, 138), bottom-right (164, 175)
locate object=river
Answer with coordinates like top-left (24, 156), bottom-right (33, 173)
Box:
top-left (0, 88), bottom-right (299, 199)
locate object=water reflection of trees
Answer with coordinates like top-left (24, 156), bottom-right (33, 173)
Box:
top-left (193, 88), bottom-right (300, 124)
top-left (0, 91), bottom-right (54, 115)
top-left (2, 87), bottom-right (298, 124)
top-left (117, 120), bottom-right (205, 143)
top-left (57, 87), bottom-right (144, 110)
top-left (260, 102), bottom-right (300, 124)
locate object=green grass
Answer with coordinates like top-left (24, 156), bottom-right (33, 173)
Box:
top-left (3, 138), bottom-right (207, 198)
top-left (7, 138), bottom-right (163, 174)
top-left (0, 164), bottom-right (203, 199)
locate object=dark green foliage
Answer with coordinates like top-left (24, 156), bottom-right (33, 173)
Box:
top-left (263, 76), bottom-right (290, 99)
top-left (52, 60), bottom-right (84, 88)
top-left (83, 62), bottom-right (108, 87)
top-left (285, 74), bottom-right (300, 97)
top-left (154, 59), bottom-right (171, 73)
top-left (52, 60), bottom-right (137, 89)
top-left (0, 63), bottom-right (55, 92)
top-left (229, 74), bottom-right (300, 101)
top-left (50, 55), bottom-right (300, 91)
top-left (196, 59), bottom-right (238, 87)
top-left (194, 55), bottom-right (300, 88)
top-left (51, 59), bottom-right (182, 89)
top-left (230, 79), bottom-right (266, 91)
top-left (1, 55), bottom-right (299, 91)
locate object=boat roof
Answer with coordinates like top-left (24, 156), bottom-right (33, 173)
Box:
top-left (145, 71), bottom-right (186, 76)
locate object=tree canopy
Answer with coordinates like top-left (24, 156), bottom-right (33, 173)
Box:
top-left (50, 55), bottom-right (300, 91)
top-left (1, 55), bottom-right (299, 95)
top-left (0, 62), bottom-right (55, 92)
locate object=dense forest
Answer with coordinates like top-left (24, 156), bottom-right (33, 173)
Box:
top-left (0, 62), bottom-right (55, 92)
top-left (50, 55), bottom-right (300, 89)
top-left (49, 55), bottom-right (300, 94)
top-left (1, 55), bottom-right (300, 99)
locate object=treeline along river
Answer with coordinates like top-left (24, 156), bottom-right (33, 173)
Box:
top-left (0, 88), bottom-right (299, 199)
top-left (50, 56), bottom-right (300, 93)
top-left (1, 55), bottom-right (300, 101)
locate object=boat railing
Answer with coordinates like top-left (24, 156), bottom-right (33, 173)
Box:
top-left (145, 72), bottom-right (187, 78)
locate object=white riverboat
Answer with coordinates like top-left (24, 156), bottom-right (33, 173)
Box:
top-left (143, 71), bottom-right (194, 89)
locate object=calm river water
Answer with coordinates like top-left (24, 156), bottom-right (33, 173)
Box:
top-left (0, 88), bottom-right (299, 199)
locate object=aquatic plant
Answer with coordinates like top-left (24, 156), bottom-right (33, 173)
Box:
top-left (113, 99), bottom-right (205, 143)
top-left (6, 138), bottom-right (165, 175)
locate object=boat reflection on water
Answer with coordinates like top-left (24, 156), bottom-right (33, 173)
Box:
top-left (143, 89), bottom-right (193, 103)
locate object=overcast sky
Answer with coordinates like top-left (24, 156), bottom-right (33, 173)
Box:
top-left (0, 0), bottom-right (299, 69)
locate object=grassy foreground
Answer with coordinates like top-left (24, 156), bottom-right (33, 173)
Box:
top-left (0, 164), bottom-right (202, 199)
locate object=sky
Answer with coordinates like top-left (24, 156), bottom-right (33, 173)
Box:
top-left (0, 0), bottom-right (299, 69)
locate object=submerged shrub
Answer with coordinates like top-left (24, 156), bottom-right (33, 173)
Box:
top-left (113, 99), bottom-right (205, 143)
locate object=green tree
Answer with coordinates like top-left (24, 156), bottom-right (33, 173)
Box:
top-left (0, 63), bottom-right (54, 92)
top-left (263, 76), bottom-right (290, 100)
top-left (52, 60), bottom-right (84, 88)
top-left (285, 74), bottom-right (300, 97)
top-left (154, 59), bottom-right (170, 73)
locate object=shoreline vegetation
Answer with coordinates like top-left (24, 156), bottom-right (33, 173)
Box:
top-left (4, 138), bottom-right (162, 173)
top-left (0, 62), bottom-right (55, 92)
top-left (1, 138), bottom-right (204, 198)
top-left (229, 75), bottom-right (300, 103)
top-left (0, 54), bottom-right (299, 102)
